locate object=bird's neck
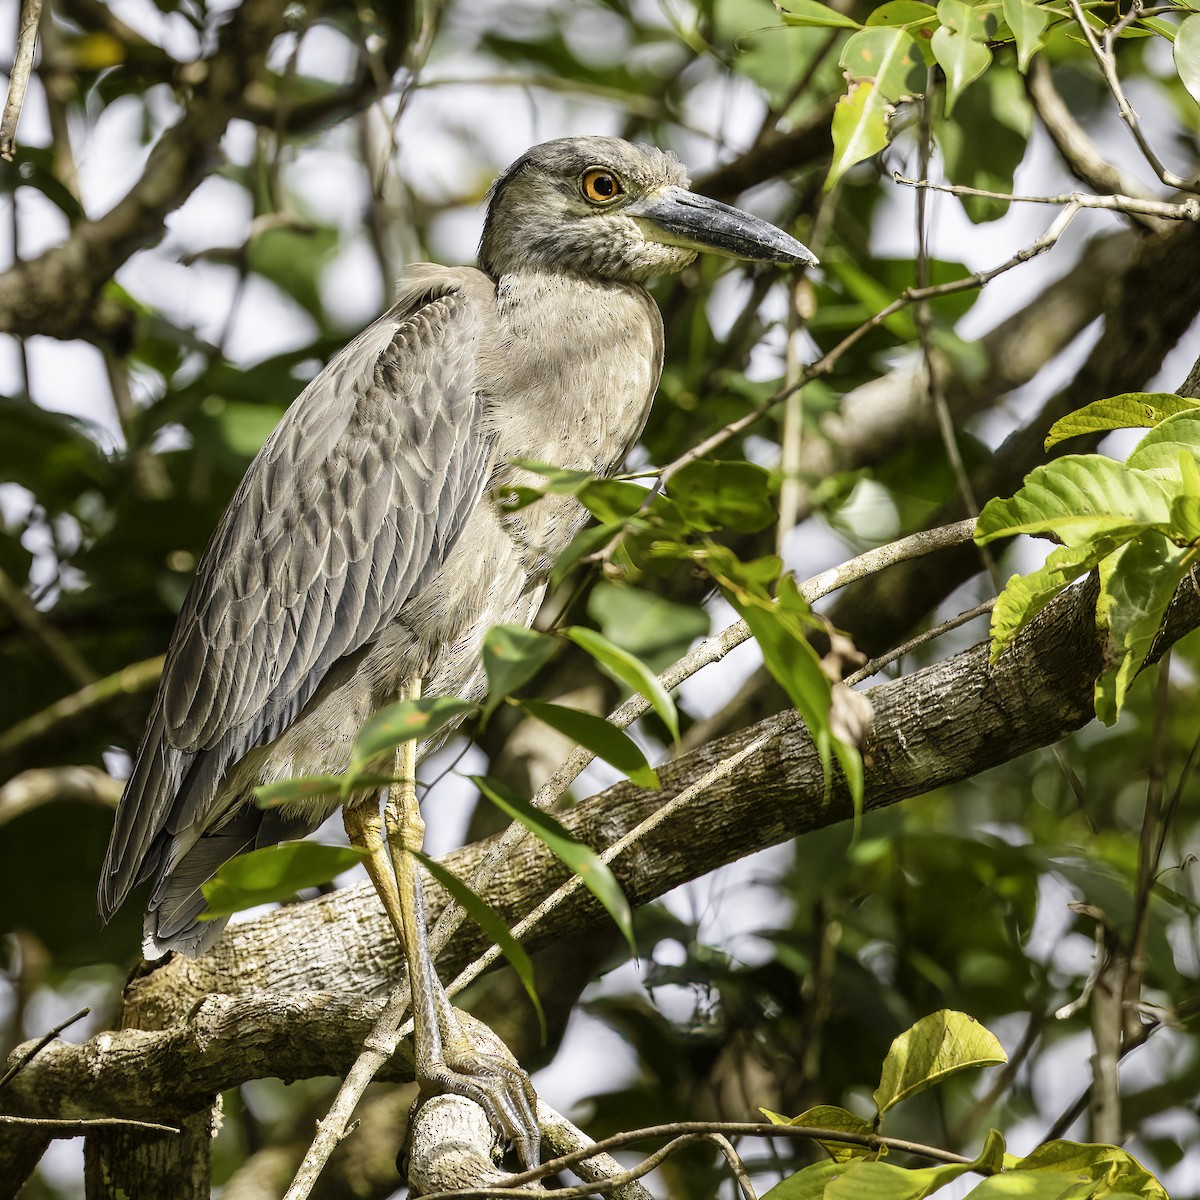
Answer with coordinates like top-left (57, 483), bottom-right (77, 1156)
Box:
top-left (485, 268), bottom-right (664, 477)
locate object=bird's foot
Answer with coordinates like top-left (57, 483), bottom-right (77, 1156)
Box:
top-left (415, 1008), bottom-right (540, 1170)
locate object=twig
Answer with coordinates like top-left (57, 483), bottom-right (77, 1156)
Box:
top-left (375, 0), bottom-right (442, 200)
top-left (1125, 652), bottom-right (1172, 1038)
top-left (1025, 55), bottom-right (1163, 228)
top-left (1044, 995), bottom-right (1200, 1142)
top-left (0, 1115), bottom-right (179, 1134)
top-left (0, 766), bottom-right (121, 829)
top-left (441, 518), bottom-right (977, 935)
top-left (842, 599), bottom-right (994, 687)
top-left (1153, 724), bottom-right (1200, 867)
top-left (0, 1007), bottom-right (89, 1092)
top-left (712, 1133), bottom-right (757, 1200)
top-left (0, 0), bottom-right (42, 161)
top-left (448, 733), bottom-right (774, 998)
top-left (892, 174), bottom-right (1200, 221)
top-left (419, 1119), bottom-right (975, 1198)
top-left (423, 1134), bottom-right (715, 1200)
top-left (0, 566), bottom-right (97, 689)
top-left (656, 204), bottom-right (1084, 486)
top-left (1054, 921), bottom-right (1107, 1021)
top-left (289, 735), bottom-right (764, 1199)
top-left (912, 72), bottom-right (1001, 592)
top-left (1065, 0), bottom-right (1197, 193)
top-left (0, 654), bottom-right (163, 763)
top-left (280, 976), bottom-right (415, 1200)
top-left (538, 1102), bottom-right (655, 1200)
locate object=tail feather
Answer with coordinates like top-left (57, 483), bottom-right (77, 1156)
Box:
top-left (143, 807), bottom-right (318, 959)
top-left (98, 707), bottom-right (191, 923)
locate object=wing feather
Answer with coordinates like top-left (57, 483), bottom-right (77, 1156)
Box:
top-left (100, 275), bottom-right (495, 923)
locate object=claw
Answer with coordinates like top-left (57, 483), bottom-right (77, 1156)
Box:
top-left (424, 1012), bottom-right (541, 1168)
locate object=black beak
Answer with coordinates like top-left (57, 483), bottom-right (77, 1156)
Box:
top-left (629, 186), bottom-right (818, 267)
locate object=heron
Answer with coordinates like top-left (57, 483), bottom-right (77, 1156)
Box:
top-left (98, 135), bottom-right (816, 1168)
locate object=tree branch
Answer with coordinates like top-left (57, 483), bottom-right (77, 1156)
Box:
top-left (0, 0), bottom-right (289, 345)
top-left (6, 574), bottom-right (1199, 1126)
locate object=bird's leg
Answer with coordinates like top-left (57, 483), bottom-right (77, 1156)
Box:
top-left (374, 676), bottom-right (540, 1169)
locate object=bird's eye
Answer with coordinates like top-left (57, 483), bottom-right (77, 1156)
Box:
top-left (581, 169), bottom-right (623, 205)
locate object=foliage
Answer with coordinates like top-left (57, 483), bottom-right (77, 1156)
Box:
top-left (2, 0), bottom-right (1200, 1195)
top-left (779, 0), bottom-right (1199, 195)
top-left (978, 394), bottom-right (1200, 723)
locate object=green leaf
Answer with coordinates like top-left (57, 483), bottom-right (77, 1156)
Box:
top-left (587, 582), bottom-right (710, 665)
top-left (518, 699), bottom-right (659, 789)
top-left (669, 458), bottom-right (779, 533)
top-left (1125, 409), bottom-right (1200, 477)
top-left (932, 24), bottom-right (993, 113)
top-left (827, 81), bottom-right (891, 191)
top-left (1002, 0), bottom-right (1050, 69)
top-left (964, 1170), bottom-right (1079, 1200)
top-left (840, 27), bottom-right (925, 100)
top-left (763, 1105), bottom-right (874, 1162)
top-left (866, 1), bottom-right (939, 29)
top-left (1016, 1141), bottom-right (1167, 1200)
top-left (0, 396), bottom-right (113, 508)
top-left (212, 400), bottom-right (284, 457)
top-left (1175, 14), bottom-right (1200, 107)
top-left (873, 1010), bottom-right (1007, 1114)
top-left (778, 0), bottom-right (863, 27)
top-left (415, 850), bottom-right (546, 1042)
top-left (1045, 392), bottom-right (1200, 448)
top-left (254, 775), bottom-right (347, 809)
top-left (550, 520), bottom-right (626, 588)
top-left (1138, 14), bottom-right (1178, 40)
top-left (1172, 450), bottom-right (1200, 536)
top-left (508, 458), bottom-right (596, 495)
top-left (201, 841), bottom-right (368, 917)
top-left (988, 539), bottom-right (1122, 662)
top-left (693, 542), bottom-right (786, 603)
top-left (936, 0), bottom-right (997, 38)
top-left (472, 775), bottom-right (636, 954)
top-left (763, 1162), bottom-right (845, 1200)
top-left (564, 626), bottom-right (679, 743)
top-left (719, 577), bottom-right (867, 810)
top-left (975, 456), bottom-right (1173, 547)
top-left (247, 224), bottom-right (340, 321)
top-left (481, 624), bottom-right (559, 718)
top-left (935, 67), bottom-right (1032, 221)
top-left (1095, 533), bottom-right (1192, 724)
top-left (824, 1131), bottom-right (1006, 1200)
top-left (349, 697), bottom-right (476, 777)
top-left (729, 597), bottom-right (831, 739)
top-left (577, 478), bottom-right (657, 522)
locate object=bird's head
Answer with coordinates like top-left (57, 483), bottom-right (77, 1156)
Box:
top-left (478, 136), bottom-right (817, 283)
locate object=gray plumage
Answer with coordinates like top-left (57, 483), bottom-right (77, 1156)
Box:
top-left (99, 136), bottom-right (816, 959)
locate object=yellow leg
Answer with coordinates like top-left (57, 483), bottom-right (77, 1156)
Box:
top-left (344, 676), bottom-right (540, 1169)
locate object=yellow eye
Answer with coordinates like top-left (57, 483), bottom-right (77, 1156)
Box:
top-left (582, 168), bottom-right (623, 205)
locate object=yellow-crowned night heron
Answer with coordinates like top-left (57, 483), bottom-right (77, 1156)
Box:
top-left (99, 135), bottom-right (816, 1166)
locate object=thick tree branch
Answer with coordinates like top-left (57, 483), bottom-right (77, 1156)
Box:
top-left (0, 0), bottom-right (288, 344)
top-left (5, 574), bottom-right (1199, 1125)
